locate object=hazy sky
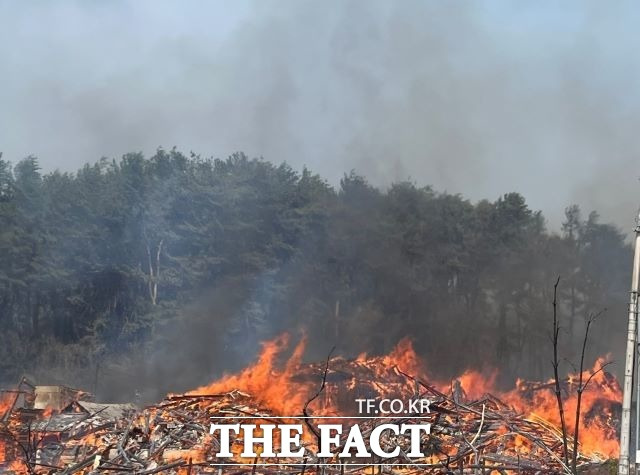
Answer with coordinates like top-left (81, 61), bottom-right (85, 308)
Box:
top-left (1, 0), bottom-right (639, 229)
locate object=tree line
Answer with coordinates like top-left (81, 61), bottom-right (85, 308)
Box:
top-left (0, 149), bottom-right (631, 401)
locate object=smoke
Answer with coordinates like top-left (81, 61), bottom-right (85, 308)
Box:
top-left (0, 1), bottom-right (637, 402)
top-left (1, 1), bottom-right (639, 228)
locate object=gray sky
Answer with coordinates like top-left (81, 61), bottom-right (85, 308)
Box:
top-left (1, 0), bottom-right (639, 229)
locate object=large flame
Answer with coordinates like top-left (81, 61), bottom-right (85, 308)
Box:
top-left (191, 335), bottom-right (621, 458)
top-left (0, 335), bottom-right (622, 472)
top-left (501, 357), bottom-right (620, 457)
top-left (187, 333), bottom-right (315, 415)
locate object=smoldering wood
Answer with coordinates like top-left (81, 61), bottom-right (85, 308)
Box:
top-left (1, 385), bottom-right (612, 475)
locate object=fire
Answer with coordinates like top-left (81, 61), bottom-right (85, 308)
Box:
top-left (191, 334), bottom-right (621, 458)
top-left (381, 337), bottom-right (426, 377)
top-left (187, 333), bottom-right (315, 415)
top-left (453, 368), bottom-right (499, 400)
top-left (5, 460), bottom-right (25, 472)
top-left (499, 357), bottom-right (621, 457)
top-left (0, 334), bottom-right (623, 472)
top-left (0, 392), bottom-right (14, 420)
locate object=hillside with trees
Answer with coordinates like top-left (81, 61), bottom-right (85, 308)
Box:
top-left (0, 149), bottom-right (630, 401)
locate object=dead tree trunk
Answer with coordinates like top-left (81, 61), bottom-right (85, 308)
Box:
top-left (551, 277), bottom-right (569, 467)
top-left (145, 237), bottom-right (163, 305)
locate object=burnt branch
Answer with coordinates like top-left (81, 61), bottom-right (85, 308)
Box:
top-left (550, 276), bottom-right (569, 468)
top-left (303, 345), bottom-right (336, 449)
top-left (571, 310), bottom-right (609, 474)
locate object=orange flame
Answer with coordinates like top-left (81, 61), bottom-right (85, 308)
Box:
top-left (188, 333), bottom-right (314, 415)
top-left (0, 335), bottom-right (622, 472)
top-left (192, 335), bottom-right (621, 458)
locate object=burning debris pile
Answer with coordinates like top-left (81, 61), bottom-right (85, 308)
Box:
top-left (0, 336), bottom-right (622, 474)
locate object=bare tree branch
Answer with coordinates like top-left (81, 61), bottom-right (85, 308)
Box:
top-left (551, 276), bottom-right (569, 467)
top-left (571, 309), bottom-right (607, 473)
top-left (303, 346), bottom-right (336, 448)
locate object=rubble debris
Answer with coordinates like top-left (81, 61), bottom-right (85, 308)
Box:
top-left (33, 386), bottom-right (93, 412)
top-left (0, 380), bottom-right (616, 474)
top-left (0, 339), bottom-right (621, 474)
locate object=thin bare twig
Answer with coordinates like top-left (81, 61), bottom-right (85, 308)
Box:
top-left (571, 310), bottom-right (607, 473)
top-left (303, 346), bottom-right (336, 447)
top-left (551, 276), bottom-right (569, 467)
